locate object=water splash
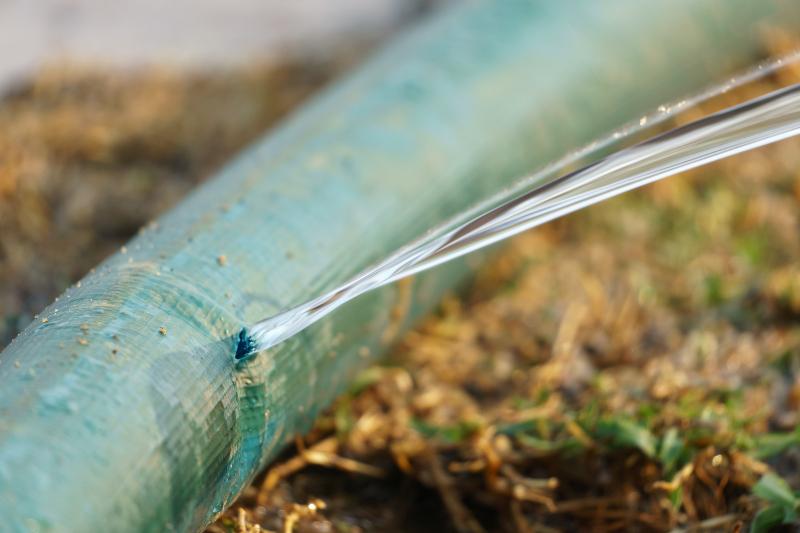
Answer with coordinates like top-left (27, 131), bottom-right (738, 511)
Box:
top-left (238, 62), bottom-right (800, 360)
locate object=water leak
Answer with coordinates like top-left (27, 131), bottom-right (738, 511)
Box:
top-left (240, 56), bottom-right (800, 360)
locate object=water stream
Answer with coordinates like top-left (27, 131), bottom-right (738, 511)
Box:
top-left (238, 55), bottom-right (800, 360)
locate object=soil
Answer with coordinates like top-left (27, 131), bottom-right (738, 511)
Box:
top-left (2, 37), bottom-right (800, 533)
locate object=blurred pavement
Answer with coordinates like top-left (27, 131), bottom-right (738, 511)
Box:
top-left (0, 0), bottom-right (441, 86)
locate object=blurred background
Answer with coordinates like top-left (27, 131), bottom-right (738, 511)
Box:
top-left (0, 0), bottom-right (446, 87)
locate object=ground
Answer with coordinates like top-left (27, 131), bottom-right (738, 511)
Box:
top-left (1, 37), bottom-right (800, 533)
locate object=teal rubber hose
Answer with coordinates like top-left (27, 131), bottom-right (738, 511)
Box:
top-left (1, 1), bottom-right (799, 531)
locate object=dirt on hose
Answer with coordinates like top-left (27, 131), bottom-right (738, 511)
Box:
top-left (2, 36), bottom-right (800, 533)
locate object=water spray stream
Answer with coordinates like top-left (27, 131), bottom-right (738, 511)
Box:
top-left (238, 60), bottom-right (800, 360)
